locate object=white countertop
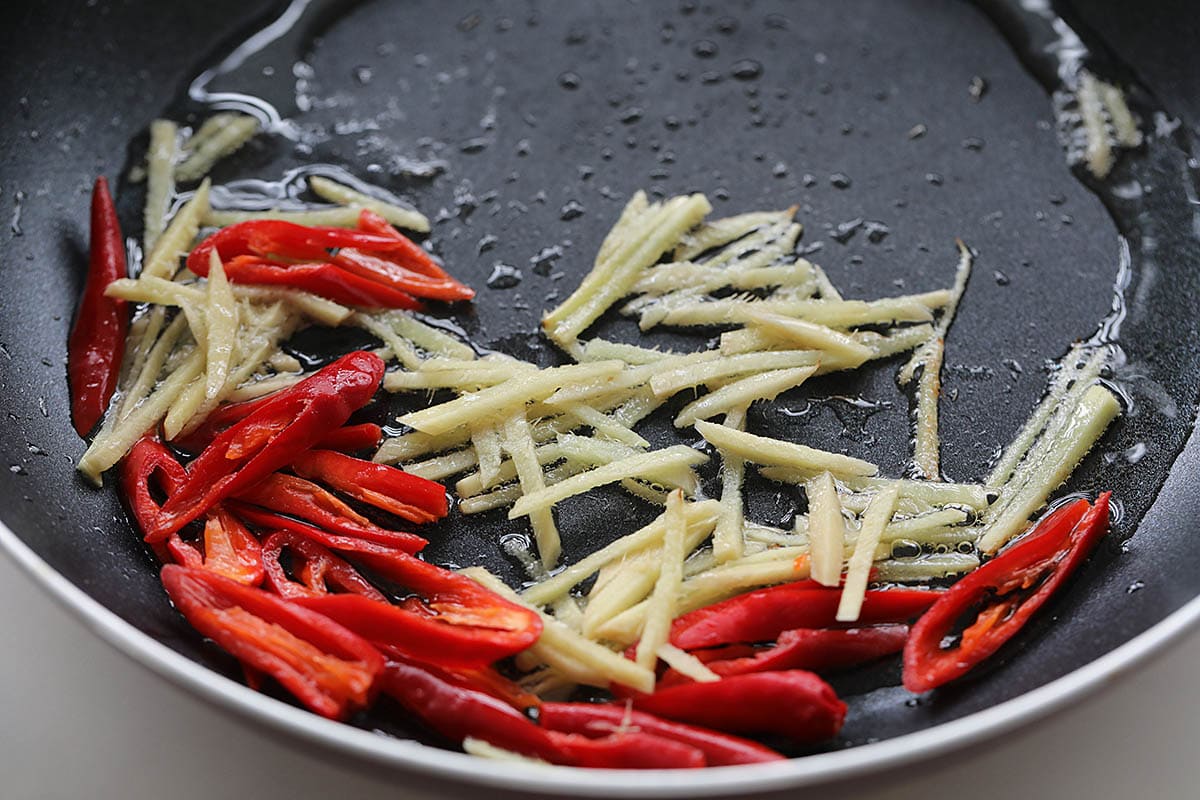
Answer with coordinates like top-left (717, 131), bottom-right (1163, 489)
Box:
top-left (2, 549), bottom-right (1196, 800)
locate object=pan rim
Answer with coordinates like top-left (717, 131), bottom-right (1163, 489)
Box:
top-left (3, 512), bottom-right (1198, 796)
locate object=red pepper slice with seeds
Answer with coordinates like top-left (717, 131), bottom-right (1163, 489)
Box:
top-left (149, 351), bottom-right (384, 540)
top-left (290, 449), bottom-right (448, 523)
top-left (161, 565), bottom-right (384, 720)
top-left (234, 472), bottom-right (428, 551)
top-left (167, 506), bottom-right (264, 587)
top-left (261, 530), bottom-right (386, 601)
top-left (903, 494), bottom-right (1111, 693)
top-left (296, 593), bottom-right (539, 670)
top-left (121, 434), bottom-right (262, 584)
top-left (229, 502), bottom-right (426, 555)
top-left (68, 176), bottom-right (128, 436)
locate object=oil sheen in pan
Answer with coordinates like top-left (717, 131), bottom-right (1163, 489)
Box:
top-left (117, 0), bottom-right (1200, 756)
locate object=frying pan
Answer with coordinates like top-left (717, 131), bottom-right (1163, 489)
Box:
top-left (2, 0), bottom-right (1199, 795)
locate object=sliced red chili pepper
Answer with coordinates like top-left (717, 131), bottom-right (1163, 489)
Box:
top-left (186, 220), bottom-right (408, 273)
top-left (242, 517), bottom-right (540, 665)
top-left (234, 472), bottom-right (427, 550)
top-left (222, 256), bottom-right (422, 310)
top-left (122, 435), bottom-right (263, 583)
top-left (177, 398), bottom-right (382, 454)
top-left (551, 731), bottom-right (705, 769)
top-left (903, 495), bottom-right (1110, 693)
top-left (290, 449), bottom-right (448, 523)
top-left (69, 176), bottom-right (128, 436)
top-left (167, 506), bottom-right (264, 587)
top-left (380, 660), bottom-right (705, 768)
top-left (121, 433), bottom-right (187, 537)
top-left (312, 422), bottom-right (383, 453)
top-left (538, 703), bottom-right (785, 766)
top-left (626, 670), bottom-right (847, 743)
top-left (229, 502), bottom-right (426, 555)
top-left (161, 565), bottom-right (384, 719)
top-left (187, 215), bottom-right (473, 308)
top-left (296, 593), bottom-right (538, 669)
top-left (332, 249), bottom-right (475, 302)
top-left (149, 351), bottom-right (385, 540)
top-left (355, 210), bottom-right (462, 283)
top-left (443, 666), bottom-right (543, 712)
top-left (670, 584), bottom-right (939, 650)
top-left (662, 625), bottom-right (910, 687)
top-left (261, 530), bottom-right (386, 601)
top-left (344, 542), bottom-right (541, 652)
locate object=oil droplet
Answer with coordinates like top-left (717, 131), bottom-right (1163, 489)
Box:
top-left (968, 75), bottom-right (988, 102)
top-left (486, 263), bottom-right (522, 289)
top-left (352, 65), bottom-right (373, 85)
top-left (993, 270), bottom-right (1011, 286)
top-left (715, 16), bottom-right (739, 34)
top-left (477, 234), bottom-right (498, 254)
top-left (457, 12), bottom-right (482, 32)
top-left (764, 13), bottom-right (789, 30)
top-left (1126, 580), bottom-right (1145, 594)
top-left (620, 107), bottom-right (644, 124)
top-left (864, 220), bottom-right (891, 243)
top-left (692, 40), bottom-right (719, 59)
top-left (832, 218), bottom-right (863, 243)
top-left (962, 137), bottom-right (985, 151)
top-left (459, 137), bottom-right (489, 154)
top-left (558, 71), bottom-right (581, 90)
top-left (1123, 442), bottom-right (1148, 464)
top-left (730, 59), bottom-right (763, 81)
top-left (908, 123), bottom-right (927, 139)
top-left (11, 190), bottom-right (26, 236)
top-left (9, 464), bottom-right (26, 475)
top-left (829, 173), bottom-right (852, 189)
top-left (771, 161), bottom-right (788, 178)
top-left (925, 172), bottom-right (944, 186)
top-left (559, 200), bottom-right (585, 221)
top-left (530, 245), bottom-right (564, 276)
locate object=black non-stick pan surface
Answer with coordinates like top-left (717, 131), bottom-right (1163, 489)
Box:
top-left (2, 0), bottom-right (1200, 793)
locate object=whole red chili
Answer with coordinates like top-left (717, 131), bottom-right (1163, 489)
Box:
top-left (68, 176), bottom-right (128, 436)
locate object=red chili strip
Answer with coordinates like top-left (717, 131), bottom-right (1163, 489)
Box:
top-left (538, 703), bottom-right (785, 766)
top-left (229, 502), bottom-right (426, 555)
top-left (261, 530), bottom-right (386, 601)
top-left (626, 671), bottom-right (847, 743)
top-left (290, 449), bottom-right (448, 523)
top-left (670, 585), bottom-right (939, 651)
top-left (149, 351), bottom-right (384, 540)
top-left (296, 593), bottom-right (540, 670)
top-left (167, 506), bottom-right (264, 587)
top-left (222, 256), bottom-right (422, 310)
top-left (69, 176), bottom-right (128, 436)
top-left (234, 472), bottom-right (427, 550)
top-left (903, 495), bottom-right (1110, 693)
top-left (662, 625), bottom-right (910, 687)
top-left (161, 565), bottom-right (384, 720)
top-left (380, 660), bottom-right (705, 768)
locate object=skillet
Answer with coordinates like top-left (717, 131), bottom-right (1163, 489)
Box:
top-left (2, 0), bottom-right (1199, 795)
